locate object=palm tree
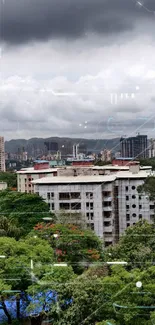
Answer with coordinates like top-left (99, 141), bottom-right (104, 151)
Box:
top-left (0, 216), bottom-right (23, 239)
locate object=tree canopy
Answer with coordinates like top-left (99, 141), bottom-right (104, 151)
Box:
top-left (0, 190), bottom-right (53, 236)
top-left (0, 172), bottom-right (17, 188)
top-left (31, 223), bottom-right (104, 274)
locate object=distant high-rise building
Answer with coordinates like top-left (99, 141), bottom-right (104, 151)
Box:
top-left (73, 144), bottom-right (79, 158)
top-left (44, 142), bottom-right (58, 154)
top-left (148, 138), bottom-right (155, 158)
top-left (0, 136), bottom-right (5, 171)
top-left (120, 134), bottom-right (148, 159)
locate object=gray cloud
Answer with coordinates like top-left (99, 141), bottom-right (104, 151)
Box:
top-left (2, 0), bottom-right (154, 44)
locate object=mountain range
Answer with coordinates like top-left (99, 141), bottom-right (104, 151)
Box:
top-left (5, 137), bottom-right (120, 155)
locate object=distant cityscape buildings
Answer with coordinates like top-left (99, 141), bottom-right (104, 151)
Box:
top-left (120, 134), bottom-right (148, 159)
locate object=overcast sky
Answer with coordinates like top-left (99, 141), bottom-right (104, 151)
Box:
top-left (1, 0), bottom-right (155, 141)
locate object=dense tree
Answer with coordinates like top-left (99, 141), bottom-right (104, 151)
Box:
top-left (31, 223), bottom-right (104, 273)
top-left (0, 172), bottom-right (17, 188)
top-left (105, 220), bottom-right (155, 268)
top-left (0, 216), bottom-right (23, 240)
top-left (0, 236), bottom-right (55, 324)
top-left (138, 176), bottom-right (155, 202)
top-left (0, 190), bottom-right (53, 236)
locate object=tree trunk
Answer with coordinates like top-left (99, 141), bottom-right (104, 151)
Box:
top-left (31, 315), bottom-right (43, 325)
top-left (16, 295), bottom-right (21, 320)
top-left (1, 296), bottom-right (12, 324)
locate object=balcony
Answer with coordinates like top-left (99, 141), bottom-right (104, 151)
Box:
top-left (103, 206), bottom-right (112, 211)
top-left (104, 226), bottom-right (112, 232)
top-left (103, 197), bottom-right (112, 202)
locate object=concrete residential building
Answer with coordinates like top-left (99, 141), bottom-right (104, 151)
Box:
top-left (17, 160), bottom-right (57, 193)
top-left (32, 164), bottom-right (154, 246)
top-left (0, 136), bottom-right (5, 172)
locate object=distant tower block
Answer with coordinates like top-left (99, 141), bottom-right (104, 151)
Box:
top-left (0, 136), bottom-right (5, 172)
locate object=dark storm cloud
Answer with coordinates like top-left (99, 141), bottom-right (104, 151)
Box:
top-left (2, 0), bottom-right (154, 44)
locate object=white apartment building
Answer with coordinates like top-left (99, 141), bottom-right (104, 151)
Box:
top-left (32, 164), bottom-right (155, 246)
top-left (0, 136), bottom-right (5, 172)
top-left (17, 167), bottom-right (57, 193)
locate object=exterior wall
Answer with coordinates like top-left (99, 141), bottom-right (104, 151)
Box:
top-left (34, 182), bottom-right (104, 239)
top-left (34, 162), bottom-right (49, 170)
top-left (0, 182), bottom-right (7, 190)
top-left (33, 176), bottom-right (154, 245)
top-left (17, 171), bottom-right (56, 193)
top-left (116, 178), bottom-right (152, 236)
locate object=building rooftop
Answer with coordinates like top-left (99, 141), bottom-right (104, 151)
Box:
top-left (33, 160), bottom-right (49, 163)
top-left (17, 168), bottom-right (57, 174)
top-left (31, 175), bottom-right (117, 184)
top-left (31, 169), bottom-right (155, 185)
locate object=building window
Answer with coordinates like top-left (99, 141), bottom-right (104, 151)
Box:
top-left (28, 178), bottom-right (31, 181)
top-left (91, 224), bottom-right (94, 230)
top-left (70, 192), bottom-right (81, 199)
top-left (90, 202), bottom-right (93, 210)
top-left (104, 211), bottom-right (111, 218)
top-left (139, 196), bottom-right (141, 200)
top-left (104, 221), bottom-right (111, 227)
top-left (132, 204), bottom-right (136, 208)
top-left (59, 193), bottom-right (70, 200)
top-left (86, 202), bottom-right (89, 209)
top-left (90, 212), bottom-right (94, 220)
top-left (48, 203), bottom-right (50, 209)
top-left (126, 205), bottom-right (129, 210)
top-left (132, 195), bottom-right (136, 199)
top-left (86, 192), bottom-right (93, 199)
top-left (133, 223), bottom-right (136, 225)
top-left (29, 184), bottom-right (31, 187)
top-left (132, 213), bottom-right (136, 217)
top-left (139, 205), bottom-right (142, 209)
top-left (59, 203), bottom-right (70, 210)
top-left (132, 186), bottom-right (136, 190)
top-left (71, 203), bottom-right (81, 210)
top-left (150, 205), bottom-right (154, 210)
top-left (51, 203), bottom-right (55, 210)
top-left (139, 214), bottom-right (142, 219)
top-left (86, 212), bottom-right (89, 219)
top-left (126, 186), bottom-right (128, 191)
top-left (104, 201), bottom-right (111, 207)
top-left (126, 214), bottom-right (130, 221)
top-left (127, 223), bottom-right (130, 227)
top-left (51, 193), bottom-right (54, 198)
top-left (126, 196), bottom-right (129, 201)
top-left (47, 192), bottom-right (50, 200)
top-left (103, 191), bottom-right (111, 197)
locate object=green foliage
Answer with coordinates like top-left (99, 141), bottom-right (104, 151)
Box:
top-left (0, 172), bottom-right (17, 188)
top-left (0, 216), bottom-right (23, 240)
top-left (0, 190), bottom-right (53, 236)
top-left (138, 176), bottom-right (155, 203)
top-left (106, 220), bottom-right (155, 268)
top-left (139, 158), bottom-right (155, 170)
top-left (31, 223), bottom-right (104, 273)
top-left (0, 236), bottom-right (54, 291)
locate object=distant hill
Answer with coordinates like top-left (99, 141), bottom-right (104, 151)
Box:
top-left (5, 137), bottom-right (120, 155)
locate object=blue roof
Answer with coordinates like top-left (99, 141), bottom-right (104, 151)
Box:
top-left (33, 160), bottom-right (49, 163)
top-left (0, 291), bottom-right (72, 322)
